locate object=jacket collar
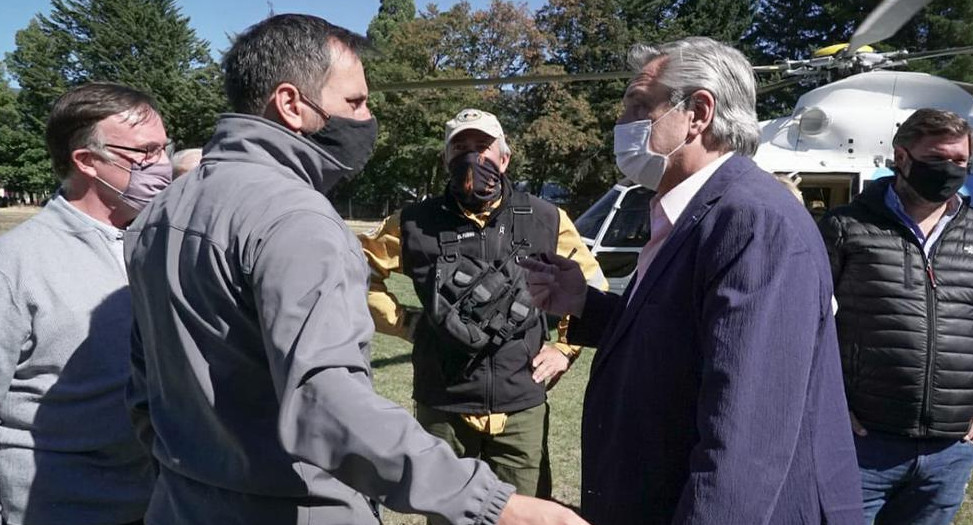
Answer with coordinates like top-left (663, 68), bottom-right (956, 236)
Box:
top-left (37, 192), bottom-right (124, 241)
top-left (856, 176), bottom-right (900, 220)
top-left (202, 113), bottom-right (353, 195)
top-left (592, 154), bottom-right (753, 373)
top-left (855, 175), bottom-right (971, 231)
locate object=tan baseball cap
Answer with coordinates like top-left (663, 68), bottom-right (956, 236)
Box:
top-left (444, 108), bottom-right (504, 145)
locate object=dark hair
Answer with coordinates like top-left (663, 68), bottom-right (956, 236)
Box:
top-left (45, 82), bottom-right (159, 179)
top-left (222, 14), bottom-right (371, 115)
top-left (893, 108), bottom-right (972, 150)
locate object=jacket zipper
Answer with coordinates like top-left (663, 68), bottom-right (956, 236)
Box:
top-left (919, 253), bottom-right (938, 435)
top-left (902, 238), bottom-right (913, 289)
top-left (480, 229), bottom-right (495, 413)
top-left (916, 210), bottom-right (963, 434)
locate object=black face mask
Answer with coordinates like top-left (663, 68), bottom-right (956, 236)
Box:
top-left (302, 94), bottom-right (377, 179)
top-left (448, 151), bottom-right (503, 212)
top-left (901, 148), bottom-right (969, 203)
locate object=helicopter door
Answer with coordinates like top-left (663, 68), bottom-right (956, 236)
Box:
top-left (584, 185), bottom-right (654, 294)
top-left (790, 172), bottom-right (860, 221)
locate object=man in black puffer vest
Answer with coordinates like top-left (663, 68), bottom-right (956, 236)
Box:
top-left (820, 108), bottom-right (973, 525)
top-left (359, 109), bottom-right (606, 506)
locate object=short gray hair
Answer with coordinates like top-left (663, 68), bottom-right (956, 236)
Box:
top-left (628, 37), bottom-right (760, 156)
top-left (171, 148), bottom-right (203, 178)
top-left (445, 134), bottom-right (511, 159)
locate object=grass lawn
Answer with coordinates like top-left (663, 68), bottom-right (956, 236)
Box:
top-left (1, 207), bottom-right (971, 524)
top-left (0, 207), bottom-right (40, 234)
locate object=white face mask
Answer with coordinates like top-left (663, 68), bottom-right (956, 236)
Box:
top-left (613, 99), bottom-right (688, 191)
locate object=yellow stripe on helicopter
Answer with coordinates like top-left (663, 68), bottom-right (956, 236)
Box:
top-left (812, 44), bottom-right (876, 58)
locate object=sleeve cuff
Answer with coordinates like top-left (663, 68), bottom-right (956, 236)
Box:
top-left (476, 479), bottom-right (516, 525)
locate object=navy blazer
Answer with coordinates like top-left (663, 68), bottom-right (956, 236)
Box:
top-left (569, 155), bottom-right (863, 524)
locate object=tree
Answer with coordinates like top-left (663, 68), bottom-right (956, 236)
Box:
top-left (536, 0), bottom-right (757, 202)
top-left (6, 0), bottom-right (226, 148)
top-left (1, 0), bottom-right (226, 196)
top-left (0, 69), bottom-right (55, 195)
top-left (352, 0), bottom-right (550, 214)
top-left (513, 65), bottom-right (602, 215)
top-left (368, 0), bottom-right (416, 49)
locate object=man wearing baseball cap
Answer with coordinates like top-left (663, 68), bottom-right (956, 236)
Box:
top-left (359, 108), bottom-right (605, 505)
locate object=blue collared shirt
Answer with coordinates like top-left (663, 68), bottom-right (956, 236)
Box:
top-left (884, 184), bottom-right (961, 258)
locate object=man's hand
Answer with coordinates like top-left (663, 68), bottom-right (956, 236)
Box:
top-left (498, 494), bottom-right (589, 525)
top-left (964, 419), bottom-right (973, 442)
top-left (850, 410), bottom-right (868, 437)
top-left (520, 254), bottom-right (587, 317)
top-left (532, 345), bottom-right (569, 385)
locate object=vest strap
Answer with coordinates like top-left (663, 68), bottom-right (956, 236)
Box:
top-left (509, 192), bottom-right (533, 260)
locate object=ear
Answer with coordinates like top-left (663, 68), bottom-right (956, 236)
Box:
top-left (70, 147), bottom-right (100, 180)
top-left (893, 145), bottom-right (909, 172)
top-left (687, 89), bottom-right (716, 139)
top-left (268, 83), bottom-right (306, 132)
top-left (498, 152), bottom-right (511, 174)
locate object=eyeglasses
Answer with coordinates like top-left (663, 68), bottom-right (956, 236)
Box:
top-left (102, 138), bottom-right (173, 167)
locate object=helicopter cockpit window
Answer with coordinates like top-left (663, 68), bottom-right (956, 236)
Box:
top-left (602, 187), bottom-right (655, 247)
top-left (575, 188), bottom-right (621, 240)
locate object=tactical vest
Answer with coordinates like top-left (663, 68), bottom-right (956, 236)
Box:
top-left (401, 189), bottom-right (560, 414)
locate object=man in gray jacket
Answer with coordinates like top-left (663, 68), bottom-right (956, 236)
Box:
top-left (0, 83), bottom-right (170, 525)
top-left (123, 14), bottom-right (586, 525)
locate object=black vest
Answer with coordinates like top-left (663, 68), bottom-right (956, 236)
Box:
top-left (822, 178), bottom-right (973, 438)
top-left (401, 188), bottom-right (560, 414)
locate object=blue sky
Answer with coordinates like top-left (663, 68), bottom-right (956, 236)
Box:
top-left (1, 1), bottom-right (548, 66)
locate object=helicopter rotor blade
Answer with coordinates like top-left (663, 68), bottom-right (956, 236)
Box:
top-left (880, 45), bottom-right (973, 63)
top-left (753, 63), bottom-right (799, 74)
top-left (757, 76), bottom-right (805, 95)
top-left (845, 0), bottom-right (933, 57)
top-left (373, 70), bottom-right (632, 93)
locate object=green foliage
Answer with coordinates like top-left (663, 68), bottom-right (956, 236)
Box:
top-left (0, 70), bottom-right (56, 194)
top-left (368, 0), bottom-right (417, 49)
top-left (351, 0), bottom-right (550, 211)
top-left (4, 0), bottom-right (972, 214)
top-left (2, 0), bottom-right (227, 197)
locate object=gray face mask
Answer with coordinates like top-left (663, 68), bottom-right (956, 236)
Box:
top-left (96, 159), bottom-right (173, 212)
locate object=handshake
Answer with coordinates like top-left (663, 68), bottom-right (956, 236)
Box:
top-left (520, 253), bottom-right (588, 318)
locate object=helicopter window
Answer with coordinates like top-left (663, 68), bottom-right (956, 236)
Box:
top-left (575, 188), bottom-right (621, 240)
top-left (602, 187), bottom-right (655, 247)
top-left (595, 252), bottom-right (639, 278)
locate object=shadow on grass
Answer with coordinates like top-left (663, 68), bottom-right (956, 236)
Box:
top-left (372, 353), bottom-right (413, 369)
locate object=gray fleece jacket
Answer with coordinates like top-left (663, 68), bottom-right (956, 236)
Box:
top-left (124, 114), bottom-right (515, 524)
top-left (0, 195), bottom-right (153, 525)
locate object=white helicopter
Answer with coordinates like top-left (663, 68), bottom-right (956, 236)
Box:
top-left (573, 0), bottom-right (973, 293)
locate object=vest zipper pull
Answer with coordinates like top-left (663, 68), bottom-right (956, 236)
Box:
top-left (433, 268), bottom-right (442, 318)
top-left (926, 263), bottom-right (937, 288)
